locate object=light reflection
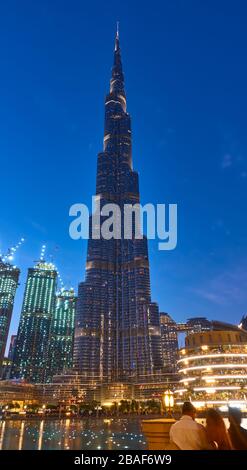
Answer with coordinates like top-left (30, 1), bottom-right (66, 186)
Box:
top-left (0, 421), bottom-right (6, 450)
top-left (0, 418), bottom-right (146, 450)
top-left (38, 420), bottom-right (44, 450)
top-left (18, 421), bottom-right (25, 450)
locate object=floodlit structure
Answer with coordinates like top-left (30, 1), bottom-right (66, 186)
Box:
top-left (74, 26), bottom-right (163, 384)
top-left (11, 247), bottom-right (57, 383)
top-left (46, 288), bottom-right (76, 381)
top-left (160, 313), bottom-right (179, 373)
top-left (175, 322), bottom-right (247, 411)
top-left (0, 239), bottom-right (23, 373)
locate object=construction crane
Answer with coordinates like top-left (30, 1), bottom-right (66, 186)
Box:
top-left (0, 237), bottom-right (25, 264)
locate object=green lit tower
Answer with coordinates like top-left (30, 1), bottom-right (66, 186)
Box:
top-left (46, 287), bottom-right (76, 382)
top-left (0, 259), bottom-right (20, 374)
top-left (12, 246), bottom-right (57, 383)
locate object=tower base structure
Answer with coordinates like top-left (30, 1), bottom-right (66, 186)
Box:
top-left (35, 371), bottom-right (179, 405)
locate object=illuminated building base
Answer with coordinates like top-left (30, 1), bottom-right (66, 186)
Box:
top-left (36, 372), bottom-right (179, 404)
top-left (0, 373), bottom-right (178, 407)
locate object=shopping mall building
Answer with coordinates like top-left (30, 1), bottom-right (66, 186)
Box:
top-left (174, 321), bottom-right (247, 411)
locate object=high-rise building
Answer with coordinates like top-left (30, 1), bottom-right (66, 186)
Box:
top-left (73, 28), bottom-right (163, 383)
top-left (0, 259), bottom-right (20, 373)
top-left (0, 335), bottom-right (17, 380)
top-left (8, 334), bottom-right (17, 361)
top-left (11, 260), bottom-right (57, 383)
top-left (160, 312), bottom-right (179, 373)
top-left (46, 288), bottom-right (76, 381)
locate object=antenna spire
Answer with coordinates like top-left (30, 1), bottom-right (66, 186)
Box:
top-left (115, 21), bottom-right (120, 51)
top-left (110, 22), bottom-right (125, 101)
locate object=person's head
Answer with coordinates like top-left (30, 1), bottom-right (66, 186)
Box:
top-left (182, 401), bottom-right (196, 420)
top-left (206, 408), bottom-right (229, 448)
top-left (228, 407), bottom-right (242, 427)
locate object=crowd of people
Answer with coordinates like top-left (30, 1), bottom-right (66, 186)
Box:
top-left (169, 402), bottom-right (247, 450)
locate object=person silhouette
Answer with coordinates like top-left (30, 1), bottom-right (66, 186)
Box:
top-left (228, 407), bottom-right (247, 450)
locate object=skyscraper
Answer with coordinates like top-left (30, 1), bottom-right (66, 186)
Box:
top-left (74, 28), bottom-right (163, 383)
top-left (0, 259), bottom-right (20, 373)
top-left (160, 312), bottom-right (178, 373)
top-left (46, 288), bottom-right (76, 382)
top-left (11, 259), bottom-right (57, 383)
top-left (0, 334), bottom-right (18, 380)
top-left (8, 334), bottom-right (17, 361)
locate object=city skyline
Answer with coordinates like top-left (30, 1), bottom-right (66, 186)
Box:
top-left (1, 1), bottom-right (247, 351)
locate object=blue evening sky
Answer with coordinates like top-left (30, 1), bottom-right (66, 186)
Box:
top-left (1, 0), bottom-right (247, 350)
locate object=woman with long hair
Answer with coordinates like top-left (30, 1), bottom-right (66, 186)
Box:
top-left (206, 408), bottom-right (233, 450)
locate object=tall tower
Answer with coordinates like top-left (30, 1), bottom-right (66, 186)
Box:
top-left (0, 259), bottom-right (20, 373)
top-left (74, 28), bottom-right (163, 383)
top-left (46, 287), bottom-right (76, 382)
top-left (11, 254), bottom-right (57, 383)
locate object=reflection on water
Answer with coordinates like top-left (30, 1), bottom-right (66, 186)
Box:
top-left (1, 417), bottom-right (246, 450)
top-left (0, 418), bottom-right (147, 450)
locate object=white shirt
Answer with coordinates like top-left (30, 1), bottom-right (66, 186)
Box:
top-left (170, 415), bottom-right (211, 450)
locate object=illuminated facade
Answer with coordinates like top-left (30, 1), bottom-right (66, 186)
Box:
top-left (46, 288), bottom-right (76, 381)
top-left (186, 317), bottom-right (211, 334)
top-left (0, 259), bottom-right (20, 373)
top-left (37, 373), bottom-right (178, 405)
top-left (8, 334), bottom-right (17, 361)
top-left (160, 313), bottom-right (179, 372)
top-left (0, 358), bottom-right (12, 380)
top-left (74, 28), bottom-right (163, 383)
top-left (0, 380), bottom-right (38, 406)
top-left (175, 325), bottom-right (247, 410)
top-left (11, 261), bottom-right (57, 383)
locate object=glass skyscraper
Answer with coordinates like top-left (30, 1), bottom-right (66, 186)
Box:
top-left (46, 288), bottom-right (76, 381)
top-left (74, 29), bottom-right (163, 383)
top-left (8, 334), bottom-right (17, 361)
top-left (0, 259), bottom-right (20, 374)
top-left (160, 312), bottom-right (179, 373)
top-left (11, 260), bottom-right (57, 383)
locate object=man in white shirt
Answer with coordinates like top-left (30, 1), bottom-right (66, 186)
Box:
top-left (170, 401), bottom-right (212, 450)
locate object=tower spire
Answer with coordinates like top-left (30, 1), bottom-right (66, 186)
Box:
top-left (111, 24), bottom-right (125, 97)
top-left (115, 21), bottom-right (120, 51)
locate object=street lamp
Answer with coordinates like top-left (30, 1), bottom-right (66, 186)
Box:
top-left (162, 390), bottom-right (174, 417)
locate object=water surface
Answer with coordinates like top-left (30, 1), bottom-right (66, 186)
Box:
top-left (0, 417), bottom-right (146, 450)
top-left (1, 417), bottom-right (246, 450)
